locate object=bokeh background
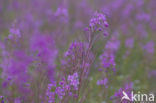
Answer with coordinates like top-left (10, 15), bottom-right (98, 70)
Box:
top-left (0, 0), bottom-right (156, 103)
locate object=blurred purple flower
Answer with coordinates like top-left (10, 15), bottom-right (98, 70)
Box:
top-left (89, 12), bottom-right (108, 35)
top-left (54, 7), bottom-right (69, 23)
top-left (8, 28), bottom-right (21, 40)
top-left (68, 72), bottom-right (79, 90)
top-left (100, 51), bottom-right (116, 69)
top-left (105, 37), bottom-right (120, 52)
top-left (148, 70), bottom-right (156, 78)
top-left (46, 82), bottom-right (56, 103)
top-left (14, 98), bottom-right (21, 103)
top-left (125, 38), bottom-right (134, 49)
top-left (30, 34), bottom-right (58, 81)
top-left (1, 50), bottom-right (32, 91)
top-left (97, 78), bottom-right (108, 88)
top-left (144, 41), bottom-right (155, 55)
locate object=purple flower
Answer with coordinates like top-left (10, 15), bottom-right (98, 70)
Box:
top-left (97, 78), bottom-right (108, 88)
top-left (55, 87), bottom-right (65, 99)
top-left (148, 70), bottom-right (156, 78)
top-left (46, 82), bottom-right (56, 103)
top-left (54, 7), bottom-right (69, 23)
top-left (8, 28), bottom-right (21, 40)
top-left (68, 72), bottom-right (79, 90)
top-left (105, 37), bottom-right (120, 52)
top-left (100, 51), bottom-right (116, 69)
top-left (30, 34), bottom-right (58, 81)
top-left (63, 41), bottom-right (93, 72)
top-left (89, 12), bottom-right (107, 28)
top-left (30, 34), bottom-right (57, 66)
top-left (64, 41), bottom-right (84, 58)
top-left (125, 38), bottom-right (134, 49)
top-left (144, 41), bottom-right (155, 55)
top-left (89, 12), bottom-right (108, 35)
top-left (136, 13), bottom-right (151, 22)
top-left (55, 7), bottom-right (68, 17)
top-left (14, 98), bottom-right (21, 103)
top-left (1, 50), bottom-right (32, 92)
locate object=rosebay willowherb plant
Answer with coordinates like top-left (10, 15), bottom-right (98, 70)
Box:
top-left (46, 12), bottom-right (109, 103)
top-left (0, 0), bottom-right (156, 103)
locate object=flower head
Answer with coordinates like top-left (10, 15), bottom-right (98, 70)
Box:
top-left (68, 72), bottom-right (79, 90)
top-left (89, 12), bottom-right (108, 36)
top-left (8, 28), bottom-right (21, 40)
top-left (97, 78), bottom-right (108, 88)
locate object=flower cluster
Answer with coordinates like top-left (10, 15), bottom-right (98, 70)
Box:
top-left (97, 78), bottom-right (108, 88)
top-left (89, 12), bottom-right (109, 35)
top-left (46, 72), bottom-right (79, 103)
top-left (0, 0), bottom-right (155, 103)
top-left (100, 51), bottom-right (116, 70)
top-left (8, 28), bottom-right (21, 40)
top-left (90, 12), bottom-right (108, 25)
top-left (54, 7), bottom-right (69, 23)
top-left (100, 35), bottom-right (120, 71)
top-left (68, 72), bottom-right (79, 90)
top-left (144, 41), bottom-right (155, 55)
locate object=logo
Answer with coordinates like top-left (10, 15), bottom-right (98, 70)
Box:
top-left (122, 91), bottom-right (131, 101)
top-left (121, 91), bottom-right (155, 102)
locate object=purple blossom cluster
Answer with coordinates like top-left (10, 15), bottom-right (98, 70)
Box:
top-left (97, 78), bottom-right (108, 88)
top-left (8, 28), bottom-right (21, 40)
top-left (46, 73), bottom-right (79, 103)
top-left (89, 12), bottom-right (109, 36)
top-left (68, 72), bottom-right (79, 90)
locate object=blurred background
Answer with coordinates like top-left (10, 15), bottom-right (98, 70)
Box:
top-left (0, 0), bottom-right (156, 103)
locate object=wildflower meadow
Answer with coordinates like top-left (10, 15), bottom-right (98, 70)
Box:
top-left (0, 0), bottom-right (156, 103)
